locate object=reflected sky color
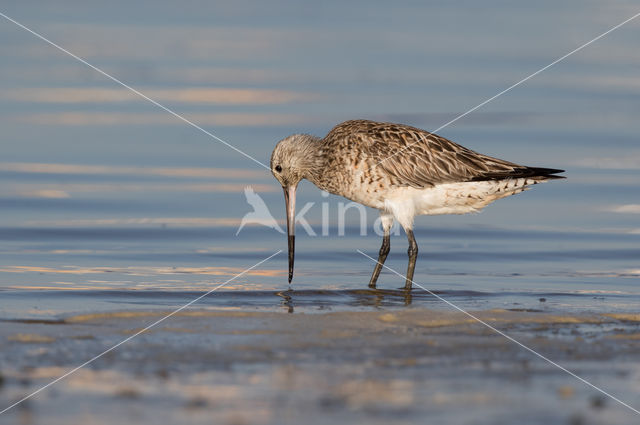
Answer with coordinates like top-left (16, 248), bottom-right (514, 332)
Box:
top-left (0, 1), bottom-right (639, 297)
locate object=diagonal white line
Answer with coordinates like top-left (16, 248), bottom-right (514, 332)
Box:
top-left (358, 249), bottom-right (640, 416)
top-left (0, 250), bottom-right (282, 416)
top-left (374, 11), bottom-right (640, 170)
top-left (0, 11), bottom-right (270, 171)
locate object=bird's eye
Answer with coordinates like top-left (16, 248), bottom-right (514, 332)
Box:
top-left (275, 165), bottom-right (282, 173)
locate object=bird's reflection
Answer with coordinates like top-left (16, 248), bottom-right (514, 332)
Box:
top-left (366, 289), bottom-right (413, 307)
top-left (276, 290), bottom-right (294, 313)
top-left (276, 288), bottom-right (413, 313)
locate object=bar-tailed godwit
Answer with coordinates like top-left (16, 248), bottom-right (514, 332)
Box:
top-left (270, 120), bottom-right (564, 290)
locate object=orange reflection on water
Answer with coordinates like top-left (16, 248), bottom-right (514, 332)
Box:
top-left (0, 265), bottom-right (284, 277)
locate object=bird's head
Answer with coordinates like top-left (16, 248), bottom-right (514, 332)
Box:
top-left (270, 133), bottom-right (321, 284)
top-left (270, 134), bottom-right (320, 187)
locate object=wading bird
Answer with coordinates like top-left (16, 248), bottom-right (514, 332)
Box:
top-left (270, 120), bottom-right (564, 290)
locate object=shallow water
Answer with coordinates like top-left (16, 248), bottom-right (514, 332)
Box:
top-left (1, 162), bottom-right (640, 319)
top-left (1, 215), bottom-right (639, 320)
top-left (1, 1), bottom-right (640, 321)
top-left (2, 2), bottom-right (640, 423)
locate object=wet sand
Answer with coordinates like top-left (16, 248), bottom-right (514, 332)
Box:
top-left (1, 307), bottom-right (640, 424)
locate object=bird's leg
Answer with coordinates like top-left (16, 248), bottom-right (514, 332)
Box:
top-left (368, 232), bottom-right (390, 289)
top-left (405, 229), bottom-right (418, 290)
top-left (368, 213), bottom-right (394, 289)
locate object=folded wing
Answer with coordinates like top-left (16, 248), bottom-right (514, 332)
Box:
top-left (328, 120), bottom-right (564, 188)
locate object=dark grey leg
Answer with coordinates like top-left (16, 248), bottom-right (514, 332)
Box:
top-left (405, 229), bottom-right (418, 290)
top-left (368, 233), bottom-right (391, 288)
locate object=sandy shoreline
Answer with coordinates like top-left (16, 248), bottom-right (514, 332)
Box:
top-left (1, 308), bottom-right (640, 424)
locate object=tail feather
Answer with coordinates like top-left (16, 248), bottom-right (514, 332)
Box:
top-left (470, 166), bottom-right (565, 182)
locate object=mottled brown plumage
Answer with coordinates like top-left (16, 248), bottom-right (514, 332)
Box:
top-left (316, 120), bottom-right (560, 190)
top-left (271, 119), bottom-right (564, 289)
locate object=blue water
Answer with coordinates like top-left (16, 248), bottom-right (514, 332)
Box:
top-left (1, 0), bottom-right (639, 319)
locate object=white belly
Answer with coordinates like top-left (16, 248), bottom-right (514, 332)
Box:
top-left (382, 178), bottom-right (539, 229)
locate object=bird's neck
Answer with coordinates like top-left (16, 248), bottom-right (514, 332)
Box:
top-left (297, 135), bottom-right (326, 185)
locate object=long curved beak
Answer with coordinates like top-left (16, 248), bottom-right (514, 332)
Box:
top-left (283, 185), bottom-right (297, 283)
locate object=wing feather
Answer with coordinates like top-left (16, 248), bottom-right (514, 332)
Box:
top-left (323, 120), bottom-right (549, 188)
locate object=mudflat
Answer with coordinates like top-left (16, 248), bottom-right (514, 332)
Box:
top-left (1, 307), bottom-right (640, 424)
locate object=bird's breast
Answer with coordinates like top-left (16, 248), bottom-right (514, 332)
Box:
top-left (312, 159), bottom-right (391, 209)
